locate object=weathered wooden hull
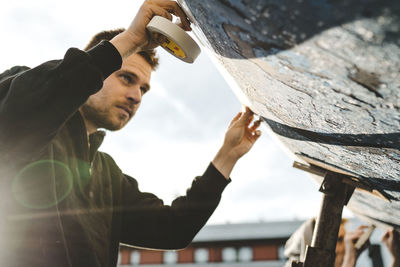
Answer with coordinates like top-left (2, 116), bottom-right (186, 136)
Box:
top-left (180, 0), bottom-right (400, 227)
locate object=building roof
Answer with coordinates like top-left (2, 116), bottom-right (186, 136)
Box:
top-left (192, 221), bottom-right (305, 243)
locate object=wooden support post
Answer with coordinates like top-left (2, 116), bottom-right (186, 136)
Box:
top-left (292, 162), bottom-right (356, 267)
top-left (303, 172), bottom-right (355, 267)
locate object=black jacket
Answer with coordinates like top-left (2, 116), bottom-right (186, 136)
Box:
top-left (0, 41), bottom-right (229, 267)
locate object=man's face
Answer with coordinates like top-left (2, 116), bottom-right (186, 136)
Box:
top-left (81, 53), bottom-right (152, 131)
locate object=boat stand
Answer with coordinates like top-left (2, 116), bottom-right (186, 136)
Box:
top-left (289, 156), bottom-right (367, 267)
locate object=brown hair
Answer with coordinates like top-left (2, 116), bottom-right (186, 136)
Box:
top-left (84, 28), bottom-right (159, 70)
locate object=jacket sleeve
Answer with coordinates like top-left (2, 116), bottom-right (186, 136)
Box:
top-left (0, 41), bottom-right (121, 159)
top-left (119, 163), bottom-right (230, 250)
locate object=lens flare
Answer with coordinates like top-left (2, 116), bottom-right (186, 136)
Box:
top-left (12, 160), bottom-right (73, 209)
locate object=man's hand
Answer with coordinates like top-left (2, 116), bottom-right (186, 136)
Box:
top-left (111, 0), bottom-right (191, 58)
top-left (382, 229), bottom-right (400, 267)
top-left (222, 107), bottom-right (262, 160)
top-left (341, 226), bottom-right (369, 267)
top-left (212, 107), bottom-right (262, 179)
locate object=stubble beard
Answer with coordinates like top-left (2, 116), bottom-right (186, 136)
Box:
top-left (80, 103), bottom-right (126, 131)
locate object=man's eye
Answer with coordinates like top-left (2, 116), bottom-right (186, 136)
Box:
top-left (140, 86), bottom-right (148, 94)
top-left (121, 74), bottom-right (132, 84)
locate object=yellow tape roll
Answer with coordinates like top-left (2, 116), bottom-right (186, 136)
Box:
top-left (146, 16), bottom-right (201, 63)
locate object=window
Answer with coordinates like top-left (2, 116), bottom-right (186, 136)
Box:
top-left (278, 245), bottom-right (286, 260)
top-left (238, 247), bottom-right (253, 262)
top-left (164, 251), bottom-right (178, 264)
top-left (194, 248), bottom-right (209, 263)
top-left (222, 247), bottom-right (237, 262)
top-left (130, 250), bottom-right (140, 265)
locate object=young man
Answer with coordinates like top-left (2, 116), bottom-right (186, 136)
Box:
top-left (382, 229), bottom-right (400, 267)
top-left (285, 218), bottom-right (400, 267)
top-left (0, 1), bottom-right (261, 266)
top-left (284, 218), bottom-right (369, 267)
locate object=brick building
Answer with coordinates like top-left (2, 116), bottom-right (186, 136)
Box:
top-left (117, 221), bottom-right (304, 266)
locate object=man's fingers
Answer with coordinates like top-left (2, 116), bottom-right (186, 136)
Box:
top-left (149, 0), bottom-right (191, 30)
top-left (232, 112), bottom-right (242, 121)
top-left (169, 2), bottom-right (191, 30)
top-left (155, 34), bottom-right (168, 45)
top-left (245, 114), bottom-right (254, 127)
top-left (176, 21), bottom-right (191, 31)
top-left (237, 107), bottom-right (254, 125)
top-left (247, 118), bottom-right (262, 138)
top-left (149, 5), bottom-right (173, 21)
top-left (229, 108), bottom-right (262, 142)
top-left (229, 112), bottom-right (242, 127)
top-left (230, 107), bottom-right (254, 127)
top-left (253, 130), bottom-right (262, 139)
top-left (249, 129), bottom-right (262, 143)
top-left (244, 106), bottom-right (254, 116)
top-left (250, 118), bottom-right (262, 131)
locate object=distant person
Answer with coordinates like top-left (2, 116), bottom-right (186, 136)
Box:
top-left (382, 229), bottom-right (400, 267)
top-left (284, 218), bottom-right (369, 267)
top-left (341, 224), bottom-right (370, 267)
top-left (0, 0), bottom-right (262, 266)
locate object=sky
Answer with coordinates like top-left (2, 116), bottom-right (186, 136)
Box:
top-left (0, 0), bottom-right (351, 225)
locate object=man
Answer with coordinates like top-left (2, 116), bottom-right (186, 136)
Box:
top-left (284, 218), bottom-right (369, 267)
top-left (341, 226), bottom-right (400, 267)
top-left (382, 229), bottom-right (400, 267)
top-left (0, 0), bottom-right (261, 266)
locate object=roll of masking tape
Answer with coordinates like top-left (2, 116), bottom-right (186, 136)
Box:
top-left (146, 16), bottom-right (200, 63)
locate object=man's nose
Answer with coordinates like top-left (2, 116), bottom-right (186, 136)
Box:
top-left (126, 86), bottom-right (141, 104)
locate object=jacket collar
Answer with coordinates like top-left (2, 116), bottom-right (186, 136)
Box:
top-left (67, 111), bottom-right (106, 162)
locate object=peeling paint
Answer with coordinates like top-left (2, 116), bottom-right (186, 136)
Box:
top-left (180, 0), bottom-right (400, 227)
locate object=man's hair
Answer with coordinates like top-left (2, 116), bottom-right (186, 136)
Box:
top-left (84, 28), bottom-right (159, 70)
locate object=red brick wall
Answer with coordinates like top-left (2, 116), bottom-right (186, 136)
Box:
top-left (119, 249), bottom-right (131, 265)
top-left (253, 244), bottom-right (278, 261)
top-left (119, 243), bottom-right (281, 264)
top-left (178, 247), bottom-right (194, 263)
top-left (140, 250), bottom-right (163, 264)
top-left (208, 247), bottom-right (222, 262)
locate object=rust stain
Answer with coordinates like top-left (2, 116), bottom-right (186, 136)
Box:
top-left (222, 23), bottom-right (287, 58)
top-left (348, 67), bottom-right (383, 98)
